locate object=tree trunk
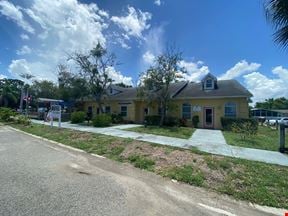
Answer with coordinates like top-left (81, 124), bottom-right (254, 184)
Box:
top-left (95, 99), bottom-right (104, 114)
top-left (159, 101), bottom-right (166, 127)
top-left (3, 97), bottom-right (9, 107)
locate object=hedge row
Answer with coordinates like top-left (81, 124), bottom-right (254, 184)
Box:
top-left (144, 115), bottom-right (179, 127)
top-left (221, 117), bottom-right (258, 131)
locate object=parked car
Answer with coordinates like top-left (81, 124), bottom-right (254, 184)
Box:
top-left (264, 119), bottom-right (278, 126)
top-left (280, 117), bottom-right (288, 126)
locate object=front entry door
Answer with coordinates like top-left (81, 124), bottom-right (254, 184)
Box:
top-left (204, 107), bottom-right (214, 128)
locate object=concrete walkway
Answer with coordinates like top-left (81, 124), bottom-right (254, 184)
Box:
top-left (189, 129), bottom-right (227, 146)
top-left (31, 120), bottom-right (288, 167)
top-left (108, 124), bottom-right (142, 130)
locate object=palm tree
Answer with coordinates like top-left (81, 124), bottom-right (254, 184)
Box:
top-left (265, 0), bottom-right (288, 49)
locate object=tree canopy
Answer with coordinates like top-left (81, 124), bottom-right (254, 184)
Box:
top-left (265, 0), bottom-right (288, 49)
top-left (255, 97), bottom-right (288, 109)
top-left (138, 47), bottom-right (185, 126)
top-left (0, 79), bottom-right (24, 108)
top-left (70, 42), bottom-right (115, 113)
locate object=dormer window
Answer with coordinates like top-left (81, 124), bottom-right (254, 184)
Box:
top-left (202, 73), bottom-right (217, 90)
top-left (205, 79), bottom-right (213, 89)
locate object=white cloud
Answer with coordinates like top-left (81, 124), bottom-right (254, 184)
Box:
top-left (0, 0), bottom-right (34, 33)
top-left (272, 66), bottom-right (288, 82)
top-left (141, 26), bottom-right (165, 67)
top-left (16, 45), bottom-right (32, 55)
top-left (0, 74), bottom-right (7, 79)
top-left (154, 0), bottom-right (162, 6)
top-left (8, 59), bottom-right (55, 82)
top-left (6, 0), bottom-right (110, 81)
top-left (177, 60), bottom-right (210, 82)
top-left (111, 6), bottom-right (152, 39)
top-left (115, 36), bottom-right (131, 49)
top-left (98, 9), bottom-right (109, 18)
top-left (107, 66), bottom-right (133, 86)
top-left (243, 66), bottom-right (288, 103)
top-left (142, 51), bottom-right (155, 65)
top-left (20, 34), bottom-right (29, 40)
top-left (3, 0), bottom-right (146, 84)
top-left (219, 60), bottom-right (261, 80)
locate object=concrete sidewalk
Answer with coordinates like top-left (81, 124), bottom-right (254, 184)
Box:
top-left (32, 120), bottom-right (288, 167)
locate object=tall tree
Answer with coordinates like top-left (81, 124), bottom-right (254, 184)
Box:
top-left (30, 80), bottom-right (59, 99)
top-left (70, 42), bottom-right (115, 113)
top-left (57, 64), bottom-right (73, 101)
top-left (0, 79), bottom-right (24, 108)
top-left (265, 0), bottom-right (288, 48)
top-left (138, 47), bottom-right (185, 126)
top-left (57, 64), bottom-right (89, 101)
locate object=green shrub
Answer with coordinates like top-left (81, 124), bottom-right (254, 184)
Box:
top-left (164, 116), bottom-right (179, 127)
top-left (111, 113), bottom-right (124, 124)
top-left (0, 107), bottom-right (17, 122)
top-left (145, 115), bottom-right (161, 125)
top-left (15, 115), bottom-right (31, 125)
top-left (221, 117), bottom-right (258, 131)
top-left (192, 115), bottom-right (199, 128)
top-left (92, 114), bottom-right (112, 127)
top-left (145, 115), bottom-right (179, 127)
top-left (71, 111), bottom-right (86, 124)
top-left (231, 121), bottom-right (257, 140)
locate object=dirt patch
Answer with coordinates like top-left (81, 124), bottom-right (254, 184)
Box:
top-left (70, 132), bottom-right (94, 141)
top-left (109, 140), bottom-right (126, 148)
top-left (121, 141), bottom-right (206, 168)
top-left (120, 141), bottom-right (229, 185)
top-left (121, 141), bottom-right (152, 157)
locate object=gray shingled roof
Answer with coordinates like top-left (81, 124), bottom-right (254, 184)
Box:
top-left (107, 82), bottom-right (188, 100)
top-left (107, 87), bottom-right (137, 100)
top-left (106, 79), bottom-right (252, 101)
top-left (175, 80), bottom-right (252, 99)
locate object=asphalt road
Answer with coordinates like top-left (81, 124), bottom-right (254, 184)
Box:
top-left (0, 125), bottom-right (284, 216)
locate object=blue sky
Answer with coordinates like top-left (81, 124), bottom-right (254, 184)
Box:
top-left (0, 0), bottom-right (288, 103)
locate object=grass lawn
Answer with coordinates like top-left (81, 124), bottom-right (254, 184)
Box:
top-left (223, 125), bottom-right (287, 151)
top-left (12, 123), bottom-right (288, 209)
top-left (125, 126), bottom-right (195, 139)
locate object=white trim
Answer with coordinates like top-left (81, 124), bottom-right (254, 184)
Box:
top-left (204, 78), bottom-right (214, 90)
top-left (120, 105), bottom-right (128, 117)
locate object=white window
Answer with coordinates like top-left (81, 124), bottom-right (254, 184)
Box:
top-left (225, 102), bottom-right (236, 117)
top-left (120, 106), bottom-right (127, 117)
top-left (182, 103), bottom-right (191, 119)
top-left (205, 79), bottom-right (213, 89)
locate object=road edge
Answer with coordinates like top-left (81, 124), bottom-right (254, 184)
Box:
top-left (7, 126), bottom-right (106, 159)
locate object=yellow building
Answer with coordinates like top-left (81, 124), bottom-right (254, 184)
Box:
top-left (83, 74), bottom-right (252, 129)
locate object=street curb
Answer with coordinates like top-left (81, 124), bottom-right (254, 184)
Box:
top-left (8, 126), bottom-right (106, 159)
